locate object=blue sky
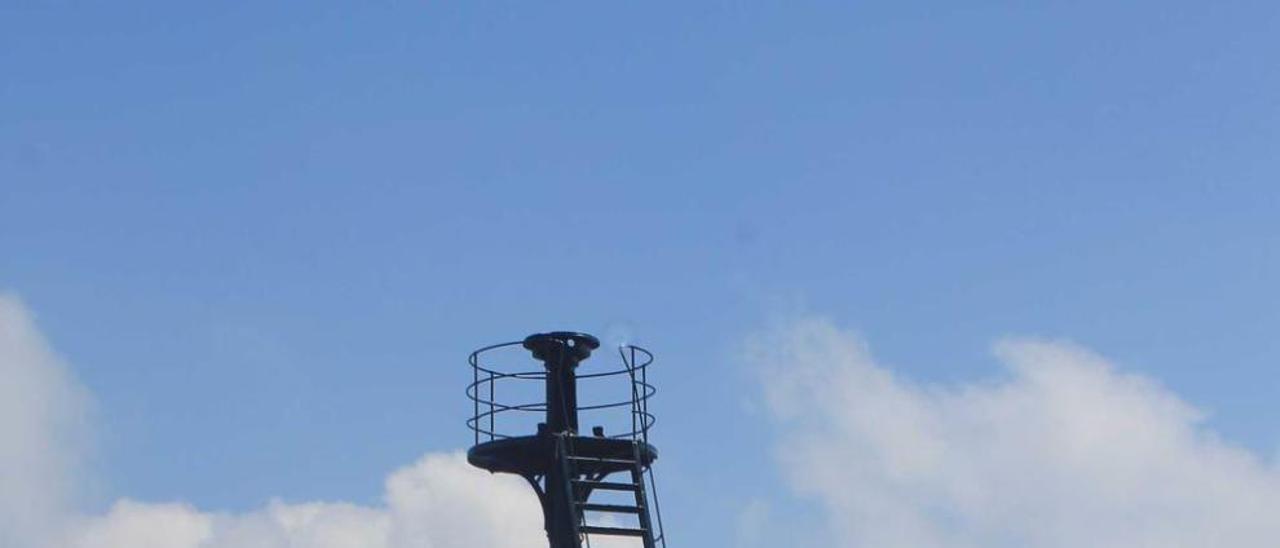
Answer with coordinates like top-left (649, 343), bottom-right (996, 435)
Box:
top-left (3, 2), bottom-right (1279, 547)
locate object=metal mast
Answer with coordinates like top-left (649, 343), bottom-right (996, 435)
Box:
top-left (467, 331), bottom-right (667, 548)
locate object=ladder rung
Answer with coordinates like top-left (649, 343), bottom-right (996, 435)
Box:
top-left (577, 502), bottom-right (642, 513)
top-left (566, 456), bottom-right (638, 465)
top-left (580, 525), bottom-right (648, 537)
top-left (571, 480), bottom-right (640, 491)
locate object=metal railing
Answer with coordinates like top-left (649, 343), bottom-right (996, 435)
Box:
top-left (467, 341), bottom-right (657, 445)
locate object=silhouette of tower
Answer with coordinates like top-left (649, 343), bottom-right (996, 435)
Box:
top-left (468, 331), bottom-right (667, 548)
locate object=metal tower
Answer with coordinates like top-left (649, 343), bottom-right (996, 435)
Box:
top-left (467, 331), bottom-right (667, 548)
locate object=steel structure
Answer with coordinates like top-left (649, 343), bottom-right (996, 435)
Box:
top-left (467, 331), bottom-right (667, 548)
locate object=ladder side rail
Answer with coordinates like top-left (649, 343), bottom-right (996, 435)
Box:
top-left (551, 339), bottom-right (587, 546)
top-left (554, 434), bottom-right (585, 548)
top-left (621, 346), bottom-right (644, 443)
top-left (645, 465), bottom-right (667, 548)
top-left (630, 441), bottom-right (658, 548)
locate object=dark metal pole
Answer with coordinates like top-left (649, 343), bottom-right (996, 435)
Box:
top-left (520, 332), bottom-right (600, 548)
top-left (524, 332), bottom-right (596, 434)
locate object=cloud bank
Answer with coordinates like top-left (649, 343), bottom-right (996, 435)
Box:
top-left (751, 319), bottom-right (1280, 548)
top-left (57, 452), bottom-right (548, 548)
top-left (0, 295), bottom-right (91, 547)
top-left (0, 295), bottom-right (553, 548)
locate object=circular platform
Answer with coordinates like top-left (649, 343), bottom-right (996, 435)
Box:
top-left (468, 435), bottom-right (658, 477)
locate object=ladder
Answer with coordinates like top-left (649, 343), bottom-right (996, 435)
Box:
top-left (559, 437), bottom-right (663, 548)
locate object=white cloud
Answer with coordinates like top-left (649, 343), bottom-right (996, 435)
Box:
top-left (0, 295), bottom-right (91, 547)
top-left (55, 453), bottom-right (546, 548)
top-left (0, 295), bottom-right (545, 548)
top-left (750, 319), bottom-right (1280, 548)
top-left (61, 501), bottom-right (213, 548)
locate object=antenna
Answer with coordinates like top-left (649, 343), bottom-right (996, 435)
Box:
top-left (468, 331), bottom-right (667, 548)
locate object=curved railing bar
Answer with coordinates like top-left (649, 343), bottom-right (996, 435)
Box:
top-left (467, 343), bottom-right (657, 443)
top-left (466, 391), bottom-right (655, 422)
top-left (471, 344), bottom-right (654, 381)
top-left (469, 340), bottom-right (536, 377)
top-left (466, 371), bottom-right (547, 401)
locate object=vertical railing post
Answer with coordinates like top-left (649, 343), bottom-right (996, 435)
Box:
top-left (630, 349), bottom-right (638, 441)
top-left (637, 347), bottom-right (649, 445)
top-left (488, 372), bottom-right (496, 441)
top-left (472, 356), bottom-right (479, 446)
